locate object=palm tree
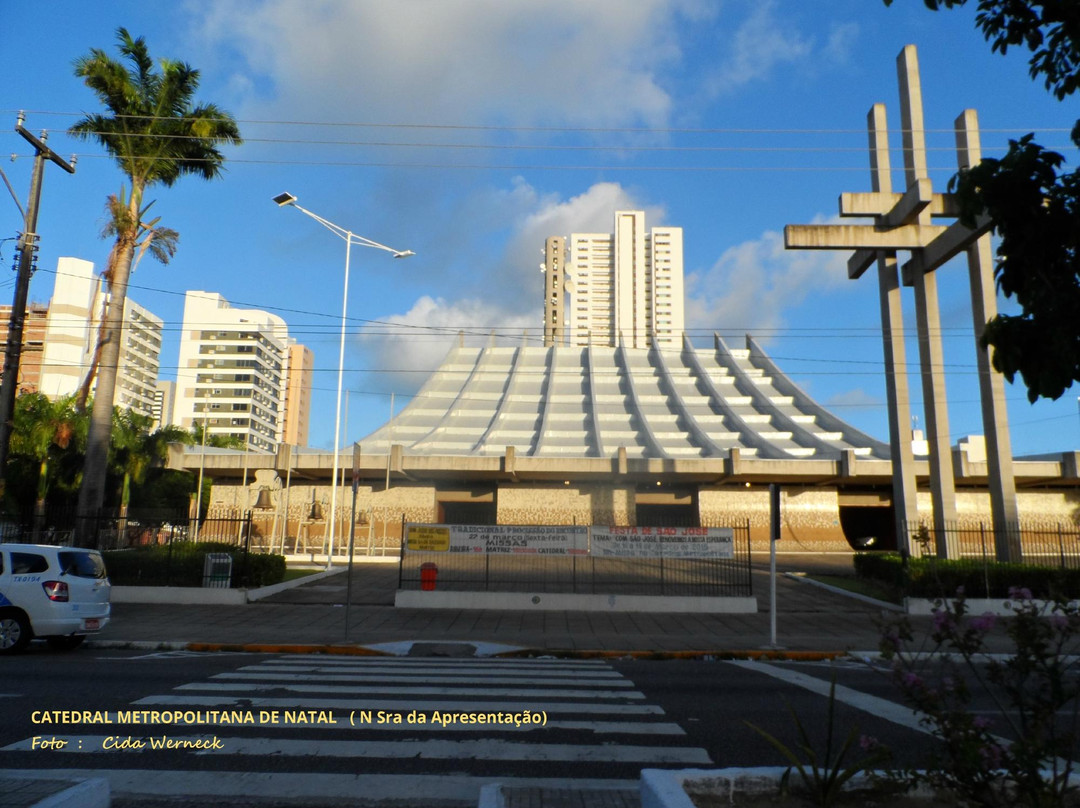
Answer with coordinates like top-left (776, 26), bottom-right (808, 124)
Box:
top-left (69, 28), bottom-right (241, 541)
top-left (8, 393), bottom-right (85, 533)
top-left (109, 408), bottom-right (191, 516)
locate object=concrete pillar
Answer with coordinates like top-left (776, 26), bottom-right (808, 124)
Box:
top-left (955, 109), bottom-right (1021, 561)
top-left (899, 45), bottom-right (958, 556)
top-left (867, 103), bottom-right (919, 552)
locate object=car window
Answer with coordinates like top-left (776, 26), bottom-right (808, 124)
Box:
top-left (58, 551), bottom-right (107, 579)
top-left (11, 553), bottom-right (49, 575)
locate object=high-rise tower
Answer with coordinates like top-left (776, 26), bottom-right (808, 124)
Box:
top-left (545, 211), bottom-right (684, 348)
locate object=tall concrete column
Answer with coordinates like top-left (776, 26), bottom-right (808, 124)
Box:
top-left (955, 109), bottom-right (1021, 561)
top-left (899, 45), bottom-right (958, 555)
top-left (868, 104), bottom-right (919, 552)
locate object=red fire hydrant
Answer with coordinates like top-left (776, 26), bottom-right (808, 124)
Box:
top-left (420, 562), bottom-right (438, 591)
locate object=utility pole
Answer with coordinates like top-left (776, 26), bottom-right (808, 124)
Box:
top-left (0, 114), bottom-right (75, 498)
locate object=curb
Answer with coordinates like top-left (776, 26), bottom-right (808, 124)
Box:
top-left (494, 648), bottom-right (852, 661)
top-left (0, 776), bottom-right (109, 808)
top-left (85, 639), bottom-right (860, 660)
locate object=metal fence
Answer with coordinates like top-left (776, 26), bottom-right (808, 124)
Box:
top-left (398, 523), bottom-right (754, 597)
top-left (0, 509), bottom-right (256, 553)
top-left (905, 521), bottom-right (1080, 568)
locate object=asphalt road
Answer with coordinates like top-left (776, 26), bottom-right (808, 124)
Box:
top-left (0, 647), bottom-right (951, 806)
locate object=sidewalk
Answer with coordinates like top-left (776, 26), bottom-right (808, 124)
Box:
top-left (92, 553), bottom-right (949, 656)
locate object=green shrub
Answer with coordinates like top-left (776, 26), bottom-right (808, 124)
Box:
top-left (104, 542), bottom-right (286, 588)
top-left (854, 552), bottom-right (1080, 599)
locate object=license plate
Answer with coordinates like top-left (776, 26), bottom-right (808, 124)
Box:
top-left (83, 618), bottom-right (100, 631)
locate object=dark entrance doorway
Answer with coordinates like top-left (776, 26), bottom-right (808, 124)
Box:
top-left (839, 505), bottom-right (897, 551)
top-left (438, 500), bottom-right (497, 525)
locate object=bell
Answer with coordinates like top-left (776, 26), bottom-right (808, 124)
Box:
top-left (253, 488), bottom-right (273, 509)
top-left (309, 501), bottom-right (324, 521)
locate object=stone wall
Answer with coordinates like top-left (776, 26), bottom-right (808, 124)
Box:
top-left (497, 484), bottom-right (634, 526)
top-left (699, 485), bottom-right (849, 553)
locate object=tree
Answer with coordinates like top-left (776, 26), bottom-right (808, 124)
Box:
top-left (884, 1), bottom-right (1080, 401)
top-left (68, 28), bottom-right (241, 536)
top-left (189, 421), bottom-right (245, 450)
top-left (108, 408), bottom-right (190, 514)
top-left (6, 393), bottom-right (86, 526)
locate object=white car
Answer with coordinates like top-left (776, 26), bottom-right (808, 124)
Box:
top-left (0, 543), bottom-right (111, 653)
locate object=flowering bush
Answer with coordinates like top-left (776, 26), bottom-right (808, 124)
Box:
top-left (879, 588), bottom-right (1080, 807)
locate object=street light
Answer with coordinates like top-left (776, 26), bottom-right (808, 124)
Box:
top-left (273, 192), bottom-right (413, 566)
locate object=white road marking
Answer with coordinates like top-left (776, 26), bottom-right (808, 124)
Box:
top-left (177, 682), bottom-right (645, 699)
top-left (237, 664), bottom-right (626, 679)
top-left (132, 694), bottom-right (665, 714)
top-left (2, 735), bottom-right (710, 764)
top-left (725, 659), bottom-right (927, 735)
top-left (215, 671), bottom-right (633, 687)
top-left (0, 769), bottom-right (639, 803)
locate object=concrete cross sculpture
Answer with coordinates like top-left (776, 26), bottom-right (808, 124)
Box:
top-left (784, 45), bottom-right (1019, 561)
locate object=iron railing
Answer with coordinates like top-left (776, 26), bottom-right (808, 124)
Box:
top-left (398, 522), bottom-right (754, 597)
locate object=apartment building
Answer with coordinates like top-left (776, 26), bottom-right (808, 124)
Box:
top-left (282, 342), bottom-right (313, 447)
top-left (0, 302), bottom-right (49, 394)
top-left (174, 291), bottom-right (299, 453)
top-left (543, 211), bottom-right (684, 349)
top-left (28, 257), bottom-right (164, 417)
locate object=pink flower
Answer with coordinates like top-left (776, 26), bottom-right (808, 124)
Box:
top-left (901, 671), bottom-right (923, 689)
top-left (932, 610), bottom-right (954, 632)
top-left (970, 614), bottom-right (996, 633)
top-left (979, 743), bottom-right (1004, 768)
top-left (1008, 586), bottom-right (1033, 601)
top-left (859, 735), bottom-right (880, 751)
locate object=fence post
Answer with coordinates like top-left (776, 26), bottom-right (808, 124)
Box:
top-left (978, 523), bottom-right (991, 599)
top-left (241, 510), bottom-right (252, 587)
top-left (398, 521), bottom-right (406, 588)
top-left (1059, 523), bottom-right (1066, 570)
top-left (745, 518), bottom-right (753, 595)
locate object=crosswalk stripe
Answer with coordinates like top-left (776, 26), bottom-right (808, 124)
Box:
top-left (1, 735), bottom-right (710, 764)
top-left (214, 671), bottom-right (634, 687)
top-left (0, 769), bottom-right (640, 803)
top-left (256, 657), bottom-right (612, 666)
top-left (233, 665), bottom-right (627, 680)
top-left (250, 662), bottom-right (624, 676)
top-left (177, 682), bottom-right (646, 699)
top-left (132, 694), bottom-right (665, 714)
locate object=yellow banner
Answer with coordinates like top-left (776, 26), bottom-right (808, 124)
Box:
top-left (408, 526), bottom-right (451, 552)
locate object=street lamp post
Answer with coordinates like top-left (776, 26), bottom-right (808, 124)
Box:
top-left (273, 192), bottom-right (413, 567)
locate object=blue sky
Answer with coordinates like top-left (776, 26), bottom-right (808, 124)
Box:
top-left (2, 0), bottom-right (1076, 456)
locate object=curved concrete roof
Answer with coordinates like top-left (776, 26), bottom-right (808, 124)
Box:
top-left (357, 333), bottom-right (891, 461)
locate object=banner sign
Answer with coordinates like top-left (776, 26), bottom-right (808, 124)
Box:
top-left (406, 524), bottom-right (589, 555)
top-left (590, 526), bottom-right (735, 559)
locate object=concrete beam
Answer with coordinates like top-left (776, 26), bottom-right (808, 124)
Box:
top-left (848, 249), bottom-right (878, 279)
top-left (838, 190), bottom-right (960, 219)
top-left (900, 213), bottom-right (993, 284)
top-left (785, 223), bottom-right (946, 251)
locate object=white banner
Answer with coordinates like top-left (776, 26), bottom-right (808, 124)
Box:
top-left (590, 526), bottom-right (735, 559)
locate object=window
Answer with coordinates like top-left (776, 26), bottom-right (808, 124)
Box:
top-left (11, 553), bottom-right (48, 574)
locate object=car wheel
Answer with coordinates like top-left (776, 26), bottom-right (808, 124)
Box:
top-left (45, 635), bottom-right (86, 651)
top-left (0, 611), bottom-right (32, 653)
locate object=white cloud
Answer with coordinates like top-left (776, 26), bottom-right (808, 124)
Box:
top-left (826, 388), bottom-right (883, 410)
top-left (188, 0), bottom-right (706, 128)
top-left (684, 216), bottom-right (850, 335)
top-left (702, 1), bottom-right (814, 97)
top-left (359, 295), bottom-right (535, 390)
top-left (359, 180), bottom-right (659, 391)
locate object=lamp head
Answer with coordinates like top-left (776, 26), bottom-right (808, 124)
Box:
top-left (272, 192), bottom-right (297, 207)
top-left (392, 250), bottom-right (415, 259)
